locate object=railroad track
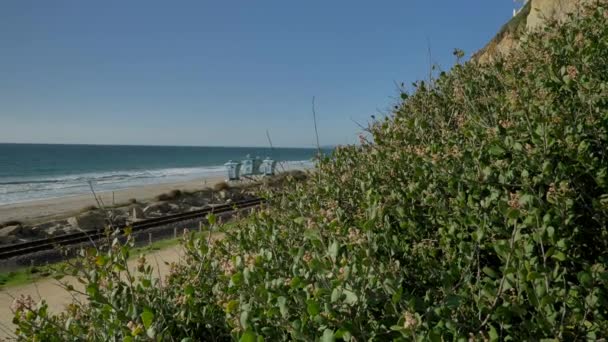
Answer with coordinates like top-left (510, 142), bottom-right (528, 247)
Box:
top-left (0, 198), bottom-right (263, 260)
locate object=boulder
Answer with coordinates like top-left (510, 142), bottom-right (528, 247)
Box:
top-left (0, 233), bottom-right (17, 244)
top-left (0, 225), bottom-right (21, 238)
top-left (18, 226), bottom-right (35, 237)
top-left (0, 225), bottom-right (21, 244)
top-left (143, 202), bottom-right (171, 215)
top-left (168, 203), bottom-right (181, 212)
top-left (106, 209), bottom-right (127, 227)
top-left (130, 205), bottom-right (145, 221)
top-left (181, 195), bottom-right (209, 207)
top-left (30, 221), bottom-right (62, 237)
top-left (46, 226), bottom-right (67, 237)
top-left (68, 210), bottom-right (106, 231)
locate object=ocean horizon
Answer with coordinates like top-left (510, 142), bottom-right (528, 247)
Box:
top-left (0, 143), bottom-right (327, 205)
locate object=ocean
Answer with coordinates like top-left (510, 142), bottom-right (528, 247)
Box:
top-left (0, 143), bottom-right (324, 205)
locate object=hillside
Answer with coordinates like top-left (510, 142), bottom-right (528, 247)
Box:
top-left (12, 1), bottom-right (608, 341)
top-left (474, 0), bottom-right (591, 63)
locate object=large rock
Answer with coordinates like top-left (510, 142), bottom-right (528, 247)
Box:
top-left (68, 210), bottom-right (106, 231)
top-left (46, 225), bottom-right (67, 237)
top-left (0, 225), bottom-right (21, 238)
top-left (18, 226), bottom-right (35, 237)
top-left (0, 225), bottom-right (20, 244)
top-left (106, 209), bottom-right (127, 227)
top-left (130, 205), bottom-right (145, 221)
top-left (143, 202), bottom-right (171, 215)
top-left (181, 194), bottom-right (209, 207)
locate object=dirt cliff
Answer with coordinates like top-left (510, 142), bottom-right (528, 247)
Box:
top-left (473, 0), bottom-right (589, 63)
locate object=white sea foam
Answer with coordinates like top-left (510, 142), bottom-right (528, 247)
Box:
top-left (0, 160), bottom-right (314, 205)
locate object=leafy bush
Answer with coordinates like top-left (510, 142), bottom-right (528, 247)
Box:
top-left (12, 3), bottom-right (608, 341)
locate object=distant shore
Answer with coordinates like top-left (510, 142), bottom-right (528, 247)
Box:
top-left (0, 176), bottom-right (226, 224)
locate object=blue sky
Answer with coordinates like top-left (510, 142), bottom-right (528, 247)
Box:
top-left (0, 1), bottom-right (519, 147)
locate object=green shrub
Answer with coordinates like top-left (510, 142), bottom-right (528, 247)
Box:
top-left (12, 3), bottom-right (608, 341)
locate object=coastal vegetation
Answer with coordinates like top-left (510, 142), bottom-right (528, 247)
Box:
top-left (0, 237), bottom-right (180, 289)
top-left (11, 2), bottom-right (608, 340)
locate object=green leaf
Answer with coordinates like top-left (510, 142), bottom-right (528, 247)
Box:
top-left (240, 310), bottom-right (249, 329)
top-left (304, 229), bottom-right (322, 242)
top-left (141, 307), bottom-right (154, 330)
top-left (483, 267), bottom-right (499, 279)
top-left (335, 328), bottom-right (352, 341)
top-left (329, 241), bottom-right (339, 261)
top-left (552, 251), bottom-right (566, 262)
top-left (184, 284), bottom-right (194, 296)
top-left (488, 325), bottom-right (499, 341)
top-left (343, 289), bottom-right (358, 305)
top-left (578, 271), bottom-right (593, 286)
top-left (331, 288), bottom-right (341, 302)
top-left (506, 208), bottom-right (520, 220)
top-left (306, 300), bottom-right (321, 316)
top-left (489, 145), bottom-right (505, 156)
top-left (146, 327), bottom-right (156, 339)
top-left (240, 331), bottom-right (256, 342)
top-left (445, 295), bottom-right (461, 308)
top-left (207, 213), bottom-right (217, 225)
top-left (321, 329), bottom-right (335, 342)
top-left (547, 226), bottom-right (555, 238)
top-left (278, 296), bottom-right (288, 318)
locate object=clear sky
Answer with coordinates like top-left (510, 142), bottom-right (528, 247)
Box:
top-left (1, 1), bottom-right (519, 148)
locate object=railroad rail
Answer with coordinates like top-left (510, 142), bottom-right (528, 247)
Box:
top-left (0, 197), bottom-right (263, 260)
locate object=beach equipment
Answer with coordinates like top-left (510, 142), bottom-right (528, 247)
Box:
top-left (224, 160), bottom-right (242, 180)
top-left (260, 157), bottom-right (277, 176)
top-left (241, 155), bottom-right (263, 176)
top-left (226, 155), bottom-right (277, 180)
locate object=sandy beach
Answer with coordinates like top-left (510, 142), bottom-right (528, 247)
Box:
top-left (0, 176), bottom-right (226, 224)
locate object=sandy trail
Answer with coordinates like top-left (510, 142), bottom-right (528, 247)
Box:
top-left (0, 245), bottom-right (185, 339)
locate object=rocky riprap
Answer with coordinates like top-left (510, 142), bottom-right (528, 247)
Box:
top-left (0, 171), bottom-right (308, 246)
top-left (0, 181), bottom-right (266, 246)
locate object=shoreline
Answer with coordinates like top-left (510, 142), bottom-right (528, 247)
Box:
top-left (0, 176), bottom-right (227, 224)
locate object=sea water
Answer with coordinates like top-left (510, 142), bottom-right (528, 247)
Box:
top-left (0, 143), bottom-right (325, 205)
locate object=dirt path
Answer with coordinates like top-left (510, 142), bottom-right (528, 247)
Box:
top-left (0, 245), bottom-right (185, 340)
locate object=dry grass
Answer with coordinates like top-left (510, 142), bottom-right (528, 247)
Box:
top-left (155, 189), bottom-right (183, 201)
top-left (213, 181), bottom-right (230, 191)
top-left (79, 205), bottom-right (98, 213)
